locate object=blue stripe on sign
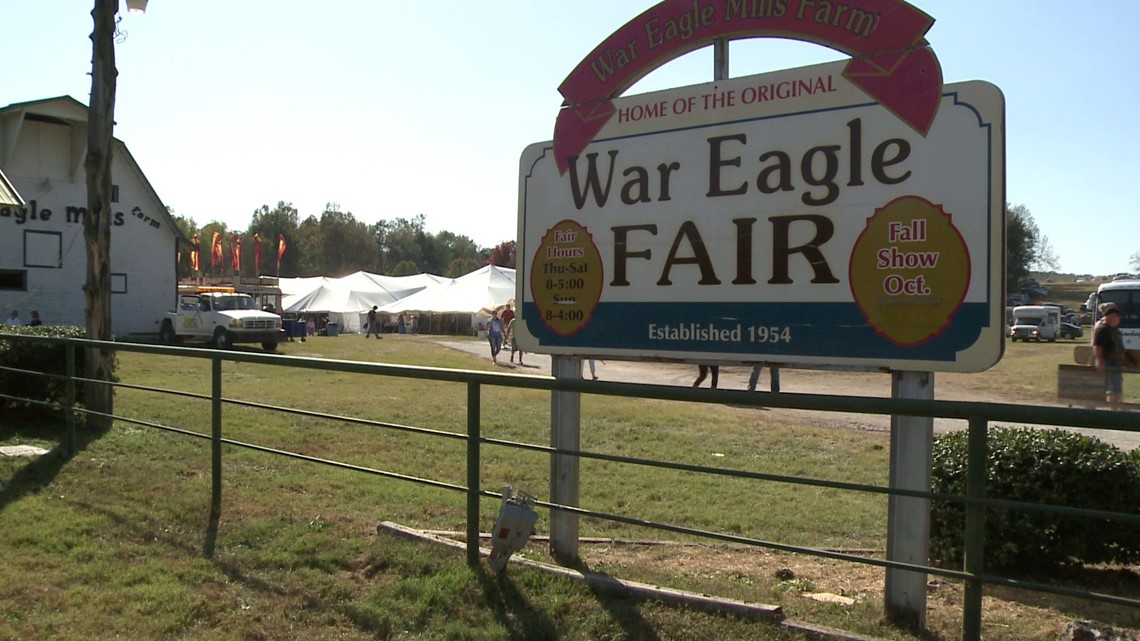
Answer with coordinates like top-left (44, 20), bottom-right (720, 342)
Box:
top-left (520, 302), bottom-right (990, 362)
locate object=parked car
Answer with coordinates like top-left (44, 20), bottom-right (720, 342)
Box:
top-left (1059, 322), bottom-right (1083, 340)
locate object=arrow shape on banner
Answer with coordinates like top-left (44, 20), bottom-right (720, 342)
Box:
top-left (553, 0), bottom-right (943, 174)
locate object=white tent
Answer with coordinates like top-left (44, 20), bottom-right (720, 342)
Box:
top-left (380, 265), bottom-right (515, 315)
top-left (281, 285), bottom-right (376, 333)
top-left (280, 272), bottom-right (449, 333)
top-left (278, 275), bottom-right (328, 298)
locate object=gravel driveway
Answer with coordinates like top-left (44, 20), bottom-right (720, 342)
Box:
top-left (435, 339), bottom-right (1139, 451)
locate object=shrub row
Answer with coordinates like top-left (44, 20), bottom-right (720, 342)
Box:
top-left (0, 326), bottom-right (111, 416)
top-left (931, 427), bottom-right (1140, 572)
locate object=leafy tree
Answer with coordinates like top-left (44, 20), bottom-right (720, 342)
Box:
top-left (391, 259), bottom-right (419, 276)
top-left (171, 213), bottom-right (200, 279)
top-left (247, 201), bottom-right (300, 276)
top-left (435, 231), bottom-right (481, 265)
top-left (487, 240), bottom-right (516, 268)
top-left (197, 221), bottom-right (230, 278)
top-left (375, 215), bottom-right (427, 274)
top-left (446, 257), bottom-right (481, 278)
top-left (1130, 250), bottom-right (1140, 272)
top-left (1006, 203), bottom-right (1055, 293)
top-left (295, 215), bottom-right (322, 276)
top-left (318, 204), bottom-right (377, 276)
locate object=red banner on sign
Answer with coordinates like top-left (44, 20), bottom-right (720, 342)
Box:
top-left (553, 0), bottom-right (942, 174)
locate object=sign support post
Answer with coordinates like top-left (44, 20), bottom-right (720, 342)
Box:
top-left (885, 370), bottom-right (934, 627)
top-left (549, 354), bottom-right (581, 560)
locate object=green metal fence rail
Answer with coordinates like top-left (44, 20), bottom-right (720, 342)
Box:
top-left (2, 334), bottom-right (1138, 640)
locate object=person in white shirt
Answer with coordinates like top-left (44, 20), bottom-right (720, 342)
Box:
top-left (5, 310), bottom-right (19, 327)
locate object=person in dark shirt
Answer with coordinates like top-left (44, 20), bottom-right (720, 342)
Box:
top-left (1092, 302), bottom-right (1126, 405)
top-left (366, 306), bottom-right (382, 339)
top-left (27, 310), bottom-right (43, 326)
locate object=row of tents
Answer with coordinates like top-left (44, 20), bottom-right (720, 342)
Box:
top-left (279, 265), bottom-right (516, 334)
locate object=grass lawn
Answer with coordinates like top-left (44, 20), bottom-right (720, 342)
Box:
top-left (0, 334), bottom-right (1137, 640)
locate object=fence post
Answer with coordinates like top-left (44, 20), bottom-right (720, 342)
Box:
top-left (210, 355), bottom-right (223, 531)
top-left (466, 381), bottom-right (481, 567)
top-left (65, 341), bottom-right (77, 456)
top-left (549, 355), bottom-right (581, 560)
top-left (962, 416), bottom-right (988, 641)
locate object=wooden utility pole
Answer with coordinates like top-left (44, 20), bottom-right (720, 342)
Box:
top-left (83, 0), bottom-right (119, 430)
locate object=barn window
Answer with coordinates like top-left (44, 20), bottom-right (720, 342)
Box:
top-left (0, 269), bottom-right (27, 291)
top-left (24, 230), bottom-right (62, 268)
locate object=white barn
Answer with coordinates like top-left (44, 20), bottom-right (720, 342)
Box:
top-left (0, 96), bottom-right (185, 336)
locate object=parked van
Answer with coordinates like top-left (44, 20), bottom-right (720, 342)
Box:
top-left (1009, 305), bottom-right (1061, 342)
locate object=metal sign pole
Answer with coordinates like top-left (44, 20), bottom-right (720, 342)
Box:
top-left (714, 37), bottom-right (729, 81)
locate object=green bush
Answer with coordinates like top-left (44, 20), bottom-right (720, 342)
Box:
top-left (931, 427), bottom-right (1140, 572)
top-left (0, 326), bottom-right (112, 416)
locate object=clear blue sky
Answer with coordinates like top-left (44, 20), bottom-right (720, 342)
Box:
top-left (4, 1), bottom-right (1138, 276)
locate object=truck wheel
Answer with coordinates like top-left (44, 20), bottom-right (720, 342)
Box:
top-left (213, 328), bottom-right (233, 349)
top-left (159, 320), bottom-right (181, 345)
top-left (261, 341), bottom-right (278, 352)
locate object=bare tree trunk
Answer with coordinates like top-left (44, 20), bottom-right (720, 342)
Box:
top-left (84, 0), bottom-right (118, 431)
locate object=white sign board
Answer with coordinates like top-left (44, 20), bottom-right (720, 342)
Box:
top-left (517, 60), bottom-right (1004, 372)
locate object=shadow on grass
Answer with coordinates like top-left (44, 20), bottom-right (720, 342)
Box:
top-left (985, 565), bottom-right (1140, 630)
top-left (554, 554), bottom-right (660, 641)
top-left (0, 411), bottom-right (109, 514)
top-left (473, 564), bottom-right (559, 641)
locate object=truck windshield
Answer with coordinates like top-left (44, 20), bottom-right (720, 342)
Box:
top-left (1014, 317), bottom-right (1042, 326)
top-left (213, 295), bottom-right (256, 311)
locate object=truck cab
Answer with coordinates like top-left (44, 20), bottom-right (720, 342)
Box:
top-left (1009, 305), bottom-right (1061, 342)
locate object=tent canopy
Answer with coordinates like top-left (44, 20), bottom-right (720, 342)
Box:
top-left (279, 271), bottom-right (449, 333)
top-left (380, 265), bottom-right (515, 315)
top-left (280, 271), bottom-right (447, 312)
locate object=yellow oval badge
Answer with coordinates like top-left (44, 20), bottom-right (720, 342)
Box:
top-left (849, 196), bottom-right (970, 346)
top-left (530, 220), bottom-right (604, 336)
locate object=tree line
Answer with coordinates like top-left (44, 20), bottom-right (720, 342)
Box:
top-left (173, 199), bottom-right (1058, 290)
top-left (172, 202), bottom-right (516, 279)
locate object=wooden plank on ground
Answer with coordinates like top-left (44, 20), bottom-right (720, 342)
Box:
top-left (377, 521), bottom-right (785, 622)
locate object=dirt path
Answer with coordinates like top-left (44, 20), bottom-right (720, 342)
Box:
top-left (436, 339), bottom-right (1139, 451)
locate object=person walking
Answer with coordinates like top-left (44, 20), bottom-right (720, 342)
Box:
top-left (366, 306), bottom-right (382, 339)
top-left (487, 309), bottom-right (505, 364)
top-left (1092, 302), bottom-right (1127, 405)
top-left (507, 316), bottom-right (524, 365)
top-left (692, 365), bottom-right (719, 388)
top-left (747, 365), bottom-right (780, 393)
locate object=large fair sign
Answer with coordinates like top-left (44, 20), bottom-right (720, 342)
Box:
top-left (516, 1), bottom-right (1005, 372)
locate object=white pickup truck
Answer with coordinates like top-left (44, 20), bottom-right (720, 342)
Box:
top-left (159, 291), bottom-right (284, 351)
